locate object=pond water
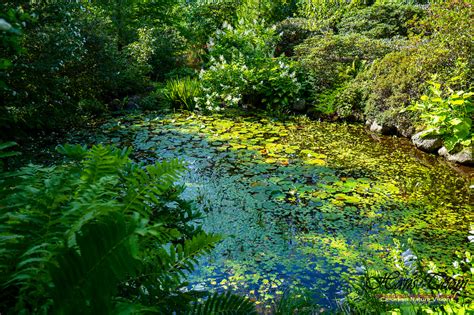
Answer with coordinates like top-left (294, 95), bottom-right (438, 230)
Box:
top-left (63, 111), bottom-right (472, 310)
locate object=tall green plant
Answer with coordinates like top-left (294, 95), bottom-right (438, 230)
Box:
top-left (164, 77), bottom-right (202, 110)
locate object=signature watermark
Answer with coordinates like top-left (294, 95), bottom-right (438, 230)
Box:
top-left (363, 270), bottom-right (469, 293)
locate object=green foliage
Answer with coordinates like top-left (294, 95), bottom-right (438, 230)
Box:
top-left (407, 81), bottom-right (473, 152)
top-left (137, 92), bottom-right (165, 111)
top-left (189, 291), bottom-right (258, 315)
top-left (0, 144), bottom-right (255, 314)
top-left (165, 77), bottom-right (202, 110)
top-left (0, 0), bottom-right (193, 130)
top-left (197, 56), bottom-right (302, 112)
top-left (186, 0), bottom-right (241, 47)
top-left (237, 0), bottom-right (298, 24)
top-left (275, 18), bottom-right (312, 57)
top-left (273, 289), bottom-right (321, 314)
top-left (1, 2), bottom-right (149, 129)
top-left (357, 1), bottom-right (473, 132)
top-left (127, 25), bottom-right (189, 81)
top-left (336, 4), bottom-right (424, 38)
top-left (296, 33), bottom-right (394, 97)
top-left (0, 142), bottom-right (18, 170)
top-left (206, 18), bottom-right (278, 65)
top-left (196, 15), bottom-right (303, 113)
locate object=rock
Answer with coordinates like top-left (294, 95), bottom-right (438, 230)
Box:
top-left (125, 96), bottom-right (141, 110)
top-left (411, 132), bottom-right (443, 153)
top-left (292, 99), bottom-right (306, 111)
top-left (438, 146), bottom-right (474, 165)
top-left (109, 99), bottom-right (122, 111)
top-left (369, 120), bottom-right (395, 134)
top-left (369, 121), bottom-right (383, 133)
top-left (0, 19), bottom-right (12, 31)
top-left (395, 121), bottom-right (415, 138)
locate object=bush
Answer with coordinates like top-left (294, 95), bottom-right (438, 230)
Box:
top-left (196, 15), bottom-right (304, 113)
top-left (186, 0), bottom-right (240, 48)
top-left (206, 18), bottom-right (278, 66)
top-left (137, 93), bottom-right (165, 111)
top-left (332, 1), bottom-right (474, 133)
top-left (333, 80), bottom-right (368, 120)
top-left (296, 33), bottom-right (395, 92)
top-left (196, 56), bottom-right (302, 112)
top-left (127, 25), bottom-right (189, 81)
top-left (362, 45), bottom-right (471, 134)
top-left (0, 144), bottom-right (256, 314)
top-left (336, 4), bottom-right (425, 38)
top-left (1, 3), bottom-right (149, 129)
top-left (78, 99), bottom-right (106, 115)
top-left (407, 80), bottom-right (473, 152)
top-left (275, 18), bottom-right (312, 57)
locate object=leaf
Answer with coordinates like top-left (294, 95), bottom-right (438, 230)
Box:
top-left (449, 118), bottom-right (463, 126)
top-left (305, 159), bottom-right (326, 166)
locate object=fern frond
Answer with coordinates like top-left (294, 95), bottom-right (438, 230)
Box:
top-left (189, 291), bottom-right (257, 315)
top-left (122, 158), bottom-right (185, 217)
top-left (56, 143), bottom-right (88, 160)
top-left (50, 214), bottom-right (141, 315)
top-left (80, 145), bottom-right (131, 186)
top-left (160, 232), bottom-right (221, 277)
top-left (0, 141), bottom-right (19, 159)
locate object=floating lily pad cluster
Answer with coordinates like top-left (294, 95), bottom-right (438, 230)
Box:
top-left (64, 111), bottom-right (472, 309)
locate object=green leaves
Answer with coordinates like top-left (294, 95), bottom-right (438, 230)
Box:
top-left (0, 141), bottom-right (19, 159)
top-left (50, 214), bottom-right (140, 315)
top-left (165, 77), bottom-right (202, 111)
top-left (409, 80), bottom-right (473, 152)
top-left (189, 291), bottom-right (258, 315)
top-left (0, 144), bottom-right (250, 314)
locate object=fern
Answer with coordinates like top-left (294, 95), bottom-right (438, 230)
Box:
top-left (189, 291), bottom-right (258, 315)
top-left (0, 141), bottom-right (19, 159)
top-left (50, 214), bottom-right (141, 315)
top-left (0, 144), bottom-right (256, 314)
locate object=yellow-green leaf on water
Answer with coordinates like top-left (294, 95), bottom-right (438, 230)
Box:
top-left (265, 158), bottom-right (277, 164)
top-left (305, 158), bottom-right (326, 166)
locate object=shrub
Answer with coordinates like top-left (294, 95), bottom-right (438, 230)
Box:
top-left (78, 99), bottom-right (106, 115)
top-left (0, 144), bottom-right (256, 314)
top-left (206, 18), bottom-right (278, 66)
top-left (355, 1), bottom-right (473, 133)
top-left (196, 56), bottom-right (302, 112)
top-left (236, 0), bottom-right (299, 24)
top-left (333, 80), bottom-right (368, 120)
top-left (407, 81), bottom-right (473, 152)
top-left (127, 25), bottom-right (189, 81)
top-left (186, 0), bottom-right (240, 49)
top-left (275, 18), bottom-right (312, 57)
top-left (296, 33), bottom-right (395, 92)
top-left (336, 4), bottom-right (425, 38)
top-left (137, 93), bottom-right (164, 111)
top-left (197, 15), bottom-right (303, 113)
top-left (1, 3), bottom-right (149, 129)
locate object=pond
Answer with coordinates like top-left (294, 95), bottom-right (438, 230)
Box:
top-left (62, 111), bottom-right (472, 311)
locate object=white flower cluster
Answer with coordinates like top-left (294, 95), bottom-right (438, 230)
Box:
top-left (195, 57), bottom-right (251, 111)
